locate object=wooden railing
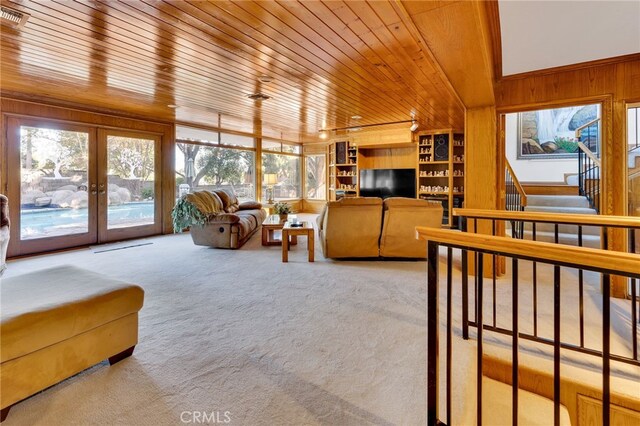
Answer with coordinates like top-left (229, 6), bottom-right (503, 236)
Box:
top-left (454, 207), bottom-right (640, 359)
top-left (575, 118), bottom-right (601, 211)
top-left (417, 226), bottom-right (640, 426)
top-left (505, 159), bottom-right (527, 238)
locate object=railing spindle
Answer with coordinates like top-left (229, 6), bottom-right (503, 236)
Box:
top-left (512, 257), bottom-right (519, 426)
top-left (462, 218), bottom-right (469, 340)
top-left (579, 225), bottom-right (585, 348)
top-left (553, 265), bottom-right (561, 426)
top-left (533, 222), bottom-right (538, 337)
top-left (493, 220), bottom-right (497, 328)
top-left (426, 241), bottom-right (439, 425)
top-left (446, 247), bottom-right (453, 426)
top-left (603, 273), bottom-right (611, 426)
top-left (477, 252), bottom-right (484, 426)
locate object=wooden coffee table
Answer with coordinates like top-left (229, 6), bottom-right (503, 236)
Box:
top-left (262, 214), bottom-right (297, 246)
top-left (282, 221), bottom-right (314, 262)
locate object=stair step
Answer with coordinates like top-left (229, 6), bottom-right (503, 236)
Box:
top-left (525, 205), bottom-right (597, 215)
top-left (483, 378), bottom-right (571, 426)
top-left (521, 230), bottom-right (601, 248)
top-left (523, 221), bottom-right (601, 236)
top-left (526, 195), bottom-right (591, 208)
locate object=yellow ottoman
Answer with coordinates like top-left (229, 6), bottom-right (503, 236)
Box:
top-left (0, 265), bottom-right (144, 421)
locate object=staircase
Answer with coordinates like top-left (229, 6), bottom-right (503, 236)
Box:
top-left (522, 195), bottom-right (601, 248)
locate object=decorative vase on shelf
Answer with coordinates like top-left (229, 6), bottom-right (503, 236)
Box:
top-left (279, 213), bottom-right (288, 223)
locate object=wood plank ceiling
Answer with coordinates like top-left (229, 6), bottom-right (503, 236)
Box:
top-left (0, 0), bottom-right (465, 142)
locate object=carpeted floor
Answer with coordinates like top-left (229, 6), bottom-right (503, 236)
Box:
top-left (2, 215), bottom-right (638, 425)
top-left (2, 216), bottom-right (429, 425)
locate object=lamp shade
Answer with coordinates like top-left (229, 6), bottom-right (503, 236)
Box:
top-left (264, 173), bottom-right (278, 185)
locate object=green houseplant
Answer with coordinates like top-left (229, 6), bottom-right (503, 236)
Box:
top-left (273, 202), bottom-right (292, 221)
top-left (171, 196), bottom-right (208, 233)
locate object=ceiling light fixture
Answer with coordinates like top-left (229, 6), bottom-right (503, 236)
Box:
top-left (247, 93), bottom-right (271, 101)
top-left (319, 130), bottom-right (328, 140)
top-left (167, 104), bottom-right (178, 108)
top-left (350, 115), bottom-right (362, 120)
top-left (410, 121), bottom-right (419, 132)
top-left (258, 75), bottom-right (274, 83)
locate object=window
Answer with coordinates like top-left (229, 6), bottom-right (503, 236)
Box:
top-left (305, 154), bottom-right (326, 200)
top-left (175, 143), bottom-right (255, 202)
top-left (176, 125), bottom-right (255, 149)
top-left (262, 139), bottom-right (301, 154)
top-left (262, 153), bottom-right (301, 200)
top-left (261, 139), bottom-right (302, 201)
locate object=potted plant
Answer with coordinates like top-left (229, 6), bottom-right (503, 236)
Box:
top-left (171, 195), bottom-right (208, 233)
top-left (273, 202), bottom-right (292, 222)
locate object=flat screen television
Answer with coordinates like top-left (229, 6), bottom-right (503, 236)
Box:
top-left (359, 168), bottom-right (416, 199)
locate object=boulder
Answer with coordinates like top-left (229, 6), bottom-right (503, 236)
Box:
top-left (521, 138), bottom-right (544, 155)
top-left (57, 184), bottom-right (79, 192)
top-left (69, 191), bottom-right (88, 209)
top-left (541, 141), bottom-right (559, 153)
top-left (116, 188), bottom-right (131, 203)
top-left (21, 190), bottom-right (46, 205)
top-left (51, 190), bottom-right (75, 208)
top-left (569, 106), bottom-right (598, 131)
top-left (34, 197), bottom-right (52, 207)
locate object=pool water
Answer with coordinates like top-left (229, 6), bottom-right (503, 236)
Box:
top-left (21, 202), bottom-right (155, 239)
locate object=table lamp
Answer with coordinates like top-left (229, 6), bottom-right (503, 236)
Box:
top-left (264, 173), bottom-right (278, 204)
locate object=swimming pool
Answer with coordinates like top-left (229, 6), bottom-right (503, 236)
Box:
top-left (21, 202), bottom-right (155, 239)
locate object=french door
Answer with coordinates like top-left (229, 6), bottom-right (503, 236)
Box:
top-left (6, 118), bottom-right (162, 256)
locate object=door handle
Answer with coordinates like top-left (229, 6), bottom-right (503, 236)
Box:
top-left (99, 183), bottom-right (106, 195)
top-left (90, 183), bottom-right (97, 195)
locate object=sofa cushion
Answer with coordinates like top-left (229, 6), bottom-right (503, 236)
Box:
top-left (223, 190), bottom-right (240, 213)
top-left (239, 201), bottom-right (262, 210)
top-left (0, 265), bottom-right (144, 363)
top-left (185, 191), bottom-right (224, 215)
top-left (383, 197), bottom-right (442, 209)
top-left (213, 190), bottom-right (231, 208)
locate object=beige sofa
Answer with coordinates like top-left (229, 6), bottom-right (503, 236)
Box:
top-left (317, 197), bottom-right (443, 259)
top-left (185, 190), bottom-right (267, 249)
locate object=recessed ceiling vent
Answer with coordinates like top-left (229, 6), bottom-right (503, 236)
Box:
top-left (247, 93), bottom-right (270, 101)
top-left (1, 6), bottom-right (29, 29)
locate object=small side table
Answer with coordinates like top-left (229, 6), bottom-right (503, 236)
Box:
top-left (282, 221), bottom-right (314, 263)
top-left (262, 214), bottom-right (297, 246)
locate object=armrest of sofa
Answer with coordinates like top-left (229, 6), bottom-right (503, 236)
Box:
top-left (316, 203), bottom-right (328, 231)
top-left (238, 201), bottom-right (262, 210)
top-left (206, 213), bottom-right (240, 224)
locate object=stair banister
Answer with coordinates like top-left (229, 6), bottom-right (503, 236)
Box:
top-left (577, 142), bottom-right (602, 169)
top-left (505, 159), bottom-right (527, 207)
top-left (417, 226), bottom-right (640, 426)
top-left (574, 118), bottom-right (601, 139)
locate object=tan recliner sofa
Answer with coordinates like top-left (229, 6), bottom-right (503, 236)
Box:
top-left (186, 190), bottom-right (267, 249)
top-left (317, 197), bottom-right (383, 258)
top-left (379, 197), bottom-right (444, 258)
top-left (317, 197), bottom-right (443, 259)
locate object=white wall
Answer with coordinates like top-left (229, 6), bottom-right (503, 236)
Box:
top-left (505, 113), bottom-right (577, 183)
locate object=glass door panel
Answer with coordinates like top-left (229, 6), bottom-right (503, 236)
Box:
top-left (6, 118), bottom-right (97, 256)
top-left (106, 135), bottom-right (156, 229)
top-left (19, 126), bottom-right (90, 239)
top-left (98, 130), bottom-right (161, 242)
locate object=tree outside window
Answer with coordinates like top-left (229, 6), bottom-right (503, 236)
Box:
top-left (305, 155), bottom-right (326, 200)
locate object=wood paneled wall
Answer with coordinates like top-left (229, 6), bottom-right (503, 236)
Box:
top-left (0, 97), bottom-right (176, 234)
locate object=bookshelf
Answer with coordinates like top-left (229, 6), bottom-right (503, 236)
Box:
top-left (416, 130), bottom-right (465, 227)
